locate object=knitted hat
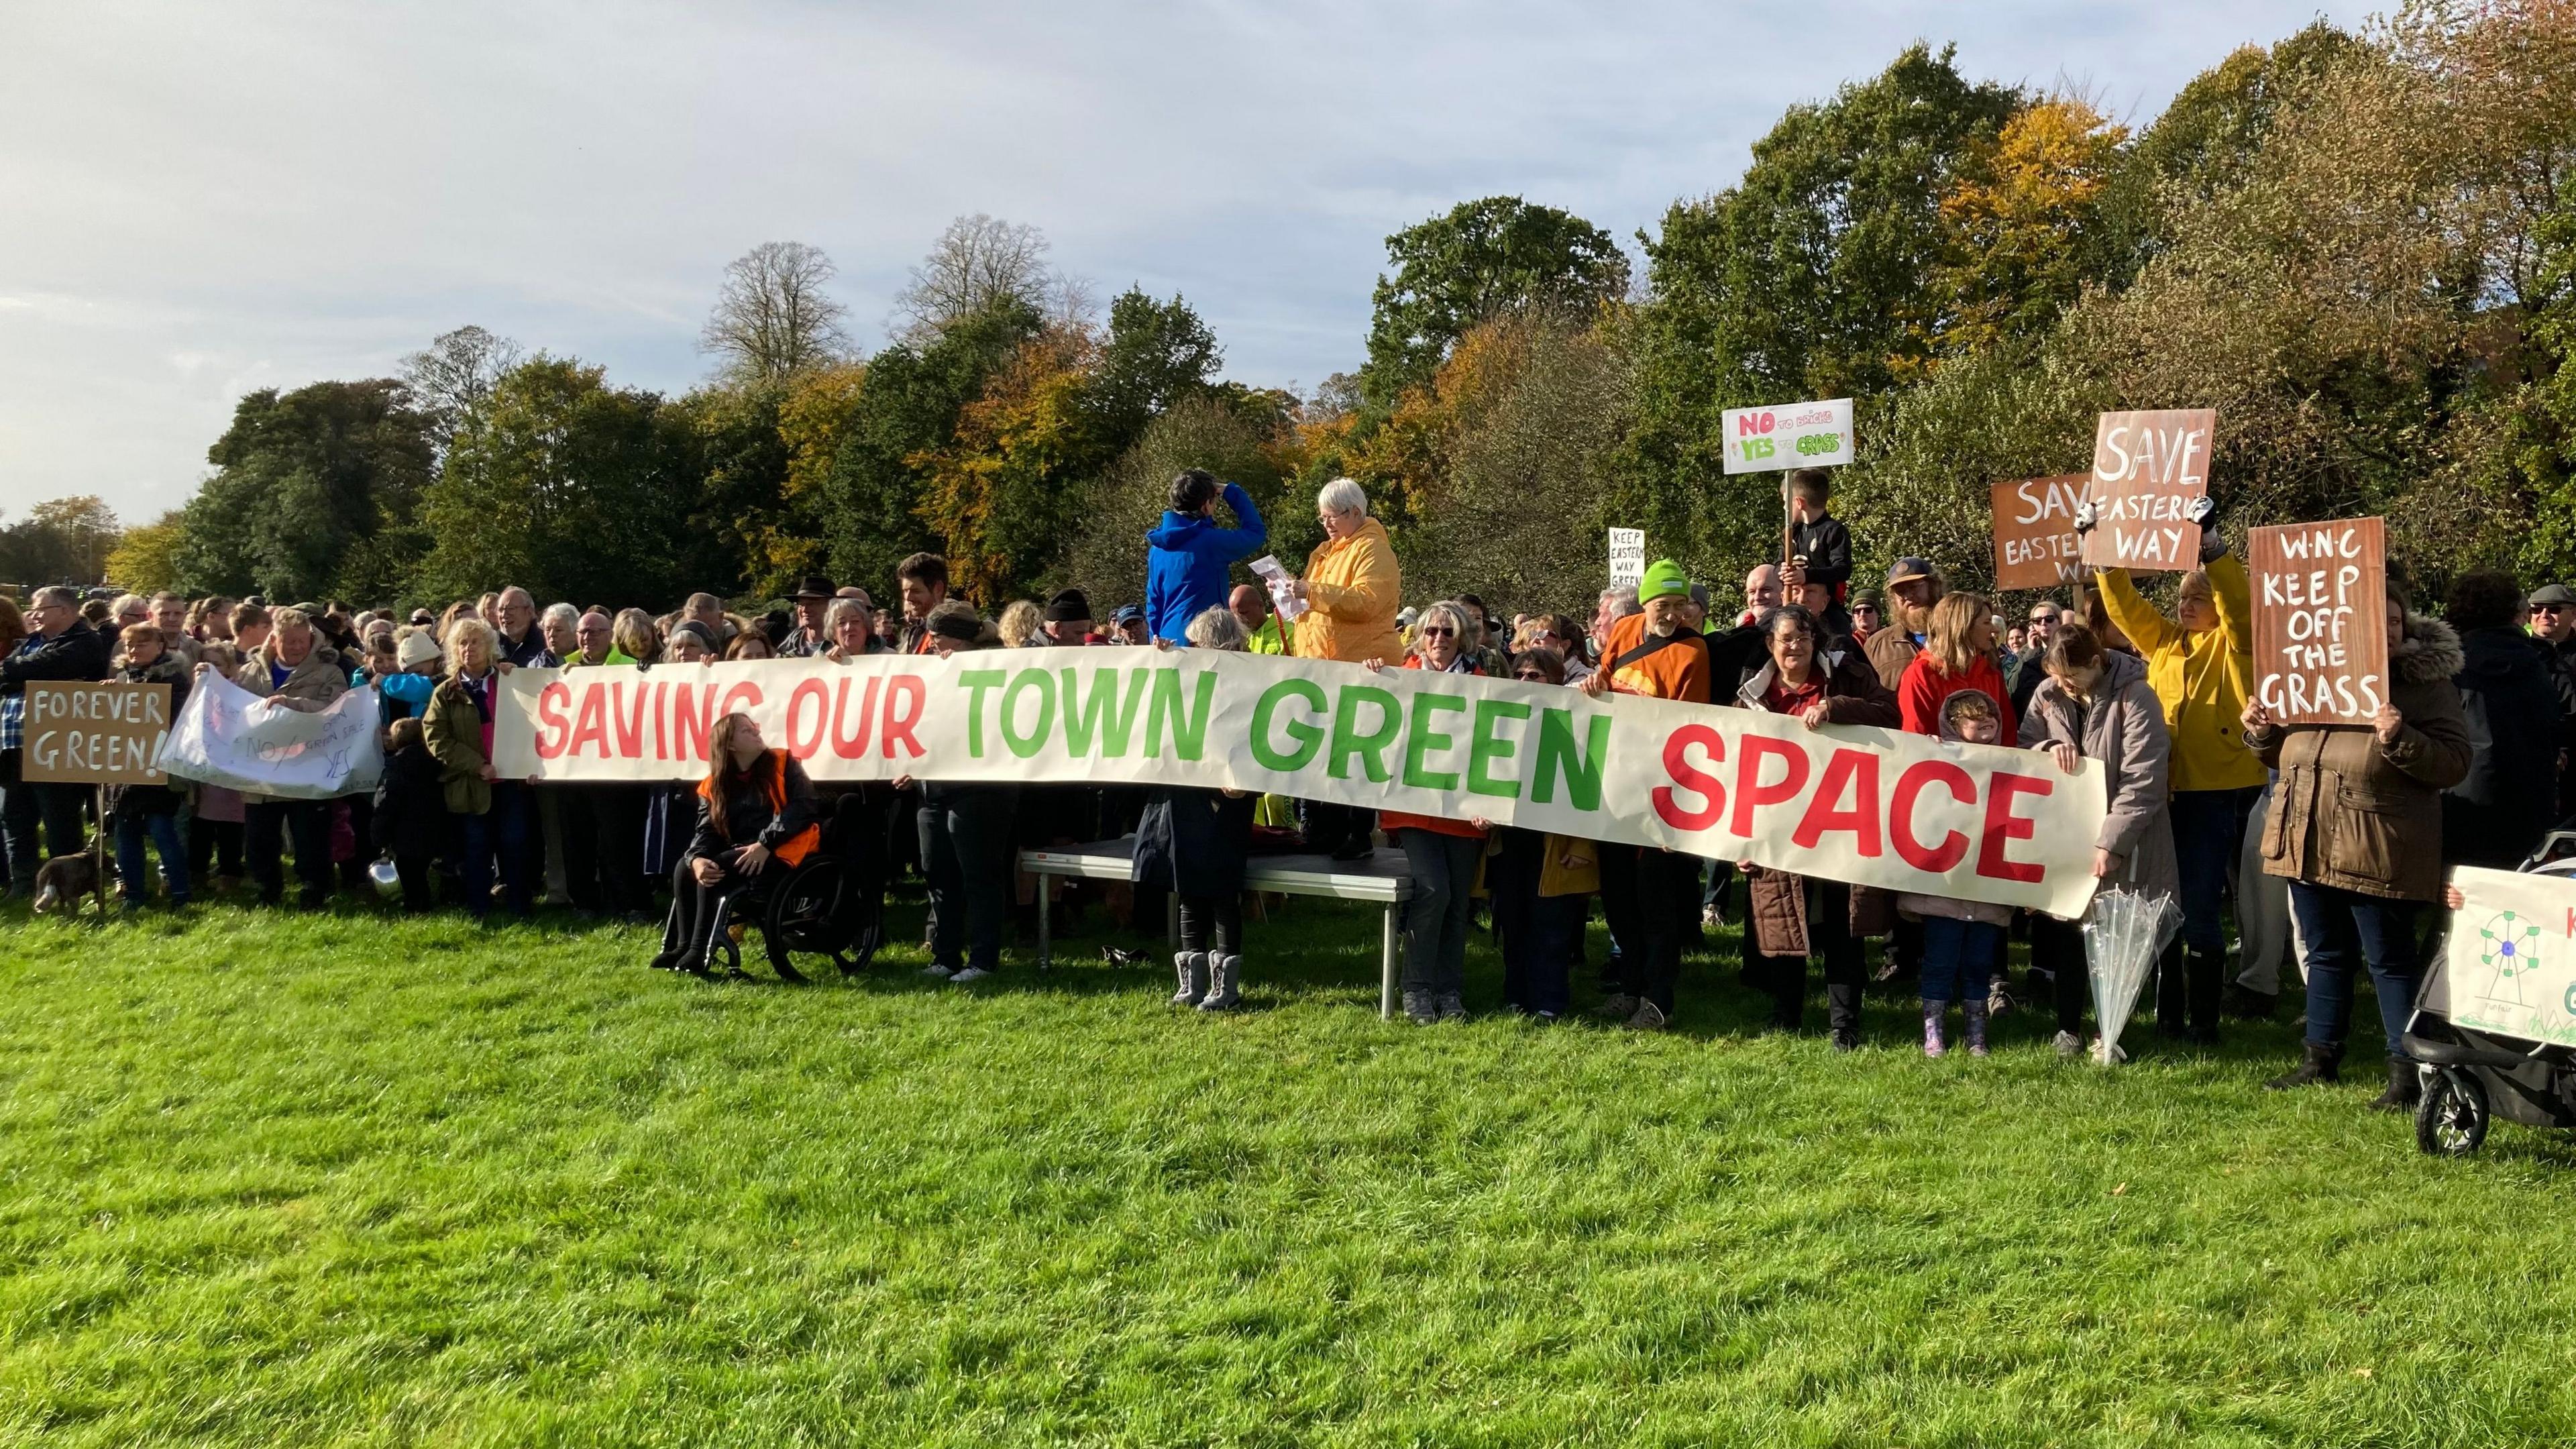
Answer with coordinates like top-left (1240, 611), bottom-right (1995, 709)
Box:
top-left (1043, 589), bottom-right (1092, 623)
top-left (396, 631), bottom-right (441, 669)
top-left (1638, 559), bottom-right (1691, 603)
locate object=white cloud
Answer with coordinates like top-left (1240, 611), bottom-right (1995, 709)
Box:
top-left (0, 0), bottom-right (2369, 521)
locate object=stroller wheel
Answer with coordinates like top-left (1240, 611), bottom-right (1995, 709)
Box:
top-left (2414, 1069), bottom-right (2489, 1157)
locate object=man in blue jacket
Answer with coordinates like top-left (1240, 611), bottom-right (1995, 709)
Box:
top-left (1144, 469), bottom-right (1267, 645)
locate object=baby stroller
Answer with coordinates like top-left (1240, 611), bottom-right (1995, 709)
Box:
top-left (2402, 830), bottom-right (2576, 1157)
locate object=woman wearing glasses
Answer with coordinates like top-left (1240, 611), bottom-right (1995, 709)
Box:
top-left (1289, 478), bottom-right (1403, 861)
top-left (1368, 600), bottom-right (1489, 1024)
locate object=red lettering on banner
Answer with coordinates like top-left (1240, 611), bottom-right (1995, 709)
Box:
top-left (672, 682), bottom-right (713, 763)
top-left (829, 677), bottom-right (880, 757)
top-left (1890, 759), bottom-right (1974, 872)
top-left (1729, 734), bottom-right (1811, 839)
top-left (1976, 771), bottom-right (2051, 882)
top-left (1651, 724), bottom-right (1725, 831)
top-left (784, 678), bottom-right (829, 760)
top-left (881, 675), bottom-right (926, 759)
top-left (649, 682), bottom-right (669, 759)
top-left (535, 682), bottom-right (572, 759)
top-left (718, 683), bottom-right (763, 719)
top-left (567, 686), bottom-right (608, 758)
top-left (611, 682), bottom-right (647, 757)
top-left (1792, 747), bottom-right (1882, 855)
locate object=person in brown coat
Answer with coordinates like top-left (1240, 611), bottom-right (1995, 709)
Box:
top-left (2244, 588), bottom-right (2470, 1109)
top-left (1731, 604), bottom-right (1900, 1049)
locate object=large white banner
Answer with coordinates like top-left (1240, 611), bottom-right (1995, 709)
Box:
top-left (160, 672), bottom-right (386, 800)
top-left (2424, 866), bottom-right (2576, 1046)
top-left (493, 649), bottom-right (2107, 916)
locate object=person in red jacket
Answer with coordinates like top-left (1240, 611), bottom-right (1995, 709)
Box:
top-left (1898, 594), bottom-right (2016, 744)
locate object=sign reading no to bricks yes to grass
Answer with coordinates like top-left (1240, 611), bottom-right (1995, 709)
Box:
top-left (2081, 409), bottom-right (2214, 572)
top-left (2249, 515), bottom-right (2387, 725)
top-left (23, 680), bottom-right (172, 786)
top-left (1721, 398), bottom-right (1851, 474)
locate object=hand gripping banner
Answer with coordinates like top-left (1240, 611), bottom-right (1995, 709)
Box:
top-left (494, 649), bottom-right (2107, 916)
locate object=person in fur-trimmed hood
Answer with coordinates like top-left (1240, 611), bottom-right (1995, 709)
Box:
top-left (2243, 586), bottom-right (2469, 1110)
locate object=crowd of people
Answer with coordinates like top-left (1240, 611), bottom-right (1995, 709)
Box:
top-left (5, 462), bottom-right (2568, 1114)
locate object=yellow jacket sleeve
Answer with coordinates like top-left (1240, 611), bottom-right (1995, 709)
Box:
top-left (2095, 568), bottom-right (2180, 655)
top-left (1309, 535), bottom-right (1395, 623)
top-left (2208, 551), bottom-right (2254, 658)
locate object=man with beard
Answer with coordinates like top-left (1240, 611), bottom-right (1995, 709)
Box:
top-left (1580, 560), bottom-right (1720, 1032)
top-left (1866, 557), bottom-right (1943, 692)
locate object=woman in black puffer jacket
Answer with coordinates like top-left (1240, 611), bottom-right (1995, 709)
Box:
top-left (2441, 570), bottom-right (2563, 870)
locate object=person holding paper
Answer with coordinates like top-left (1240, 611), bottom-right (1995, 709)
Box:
top-left (2078, 498), bottom-right (2259, 1037)
top-left (223, 606), bottom-right (349, 910)
top-left (2245, 583), bottom-right (2469, 1110)
top-left (1144, 469), bottom-right (1267, 646)
top-left (1290, 478), bottom-right (1403, 861)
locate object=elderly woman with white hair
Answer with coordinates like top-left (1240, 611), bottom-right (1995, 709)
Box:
top-left (1366, 600), bottom-right (1492, 1023)
top-left (1290, 477), bottom-right (1404, 861)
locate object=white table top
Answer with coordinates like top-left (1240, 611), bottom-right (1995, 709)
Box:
top-left (1019, 837), bottom-right (1414, 904)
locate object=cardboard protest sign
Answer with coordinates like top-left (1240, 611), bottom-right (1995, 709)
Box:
top-left (2422, 865), bottom-right (2576, 1048)
top-left (22, 680), bottom-right (172, 785)
top-left (158, 672), bottom-right (384, 798)
top-left (1721, 398), bottom-right (1851, 474)
top-left (2081, 409), bottom-right (2215, 570)
top-left (1989, 476), bottom-right (2088, 591)
top-left (492, 650), bottom-right (2110, 917)
top-left (2249, 516), bottom-right (2387, 724)
top-left (1607, 528), bottom-right (1646, 590)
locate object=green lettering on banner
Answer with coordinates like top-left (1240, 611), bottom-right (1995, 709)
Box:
top-left (1467, 698), bottom-right (1530, 799)
top-left (1402, 692), bottom-right (1466, 790)
top-left (1000, 669), bottom-right (1055, 759)
top-left (1062, 667), bottom-right (1146, 757)
top-left (1532, 706), bottom-right (1610, 810)
top-left (1145, 669), bottom-right (1218, 760)
top-left (1328, 684), bottom-right (1401, 782)
top-left (1249, 679), bottom-right (1326, 772)
top-left (957, 670), bottom-right (1007, 758)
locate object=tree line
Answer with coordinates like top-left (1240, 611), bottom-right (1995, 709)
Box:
top-left (59, 1), bottom-right (2576, 618)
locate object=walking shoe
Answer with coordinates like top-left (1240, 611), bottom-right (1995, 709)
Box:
top-left (1402, 989), bottom-right (1437, 1026)
top-left (1593, 993), bottom-right (1640, 1021)
top-left (918, 963), bottom-right (955, 979)
top-left (1623, 999), bottom-right (1668, 1032)
top-left (1197, 955), bottom-right (1242, 1012)
top-left (1101, 945), bottom-right (1150, 969)
top-left (1435, 991), bottom-right (1467, 1023)
top-left (2265, 1040), bottom-right (2343, 1090)
top-left (1533, 1010), bottom-right (1560, 1026)
top-left (1964, 998), bottom-right (1990, 1057)
top-left (1922, 1003), bottom-right (1947, 1058)
top-left (2052, 1030), bottom-right (2084, 1059)
top-left (1171, 951), bottom-right (1209, 1008)
top-left (2369, 1059), bottom-right (2421, 1112)
top-left (948, 966), bottom-right (993, 984)
top-left (2224, 984), bottom-right (2279, 1020)
top-left (1830, 1026), bottom-right (1860, 1053)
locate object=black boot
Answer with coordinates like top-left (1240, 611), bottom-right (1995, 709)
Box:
top-left (1826, 981), bottom-right (1863, 1051)
top-left (2224, 983), bottom-right (2279, 1021)
top-left (2369, 1059), bottom-right (2422, 1112)
top-left (2186, 949), bottom-right (2224, 1046)
top-left (2265, 1040), bottom-right (2343, 1090)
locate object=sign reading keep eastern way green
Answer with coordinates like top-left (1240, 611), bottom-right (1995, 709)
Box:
top-left (492, 649), bottom-right (2108, 916)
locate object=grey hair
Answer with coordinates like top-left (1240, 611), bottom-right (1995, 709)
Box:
top-left (445, 616), bottom-right (497, 673)
top-left (541, 602), bottom-right (579, 631)
top-left (30, 585), bottom-right (78, 610)
top-left (1601, 586), bottom-right (1642, 621)
top-left (824, 596), bottom-right (870, 633)
top-left (498, 586), bottom-right (535, 609)
top-left (1316, 476), bottom-right (1367, 519)
top-left (1186, 605), bottom-right (1248, 652)
top-left (111, 592), bottom-right (146, 619)
top-left (1414, 600), bottom-right (1473, 650)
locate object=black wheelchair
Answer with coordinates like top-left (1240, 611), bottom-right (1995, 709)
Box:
top-left (677, 794), bottom-right (886, 983)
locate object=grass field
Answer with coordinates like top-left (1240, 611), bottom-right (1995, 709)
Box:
top-left (2, 886), bottom-right (2573, 1448)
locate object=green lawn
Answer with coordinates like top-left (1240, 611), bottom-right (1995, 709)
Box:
top-left (1, 889), bottom-right (2571, 1448)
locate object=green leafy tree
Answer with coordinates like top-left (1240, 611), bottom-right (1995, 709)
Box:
top-left (0, 496), bottom-right (121, 588)
top-left (1089, 288), bottom-right (1224, 446)
top-left (172, 380), bottom-right (435, 602)
top-left (1361, 197), bottom-right (1628, 407)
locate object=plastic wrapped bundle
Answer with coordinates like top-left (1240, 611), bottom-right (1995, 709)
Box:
top-left (2083, 888), bottom-right (2182, 1065)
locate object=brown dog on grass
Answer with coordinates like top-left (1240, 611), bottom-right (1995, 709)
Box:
top-left (31, 853), bottom-right (112, 918)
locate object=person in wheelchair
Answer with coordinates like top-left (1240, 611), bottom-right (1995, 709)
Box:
top-left (652, 711), bottom-right (821, 975)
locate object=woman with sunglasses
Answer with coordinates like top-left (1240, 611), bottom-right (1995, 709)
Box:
top-left (1367, 600), bottom-right (1489, 1024)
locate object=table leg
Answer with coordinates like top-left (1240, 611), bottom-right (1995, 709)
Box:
top-left (1036, 871), bottom-right (1052, 972)
top-left (1381, 904), bottom-right (1398, 1020)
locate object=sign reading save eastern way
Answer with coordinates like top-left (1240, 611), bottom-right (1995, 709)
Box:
top-left (492, 651), bottom-right (2109, 917)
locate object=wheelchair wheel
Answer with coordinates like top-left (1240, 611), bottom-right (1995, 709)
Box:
top-left (763, 856), bottom-right (865, 984)
top-left (2415, 1069), bottom-right (2489, 1157)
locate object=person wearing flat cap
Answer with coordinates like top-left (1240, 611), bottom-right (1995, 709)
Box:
top-left (1042, 590), bottom-right (1099, 645)
top-left (778, 575), bottom-right (836, 658)
top-left (2526, 583), bottom-right (2576, 820)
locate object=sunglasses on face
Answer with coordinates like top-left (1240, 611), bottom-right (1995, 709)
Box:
top-left (1850, 605), bottom-right (1878, 616)
top-left (1514, 671), bottom-right (1547, 682)
top-left (2538, 604), bottom-right (2568, 614)
top-left (1418, 626), bottom-right (1454, 638)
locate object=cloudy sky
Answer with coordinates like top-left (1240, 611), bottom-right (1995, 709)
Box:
top-left (2, 1), bottom-right (2365, 523)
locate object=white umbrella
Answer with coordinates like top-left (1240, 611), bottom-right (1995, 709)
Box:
top-left (2083, 888), bottom-right (2182, 1065)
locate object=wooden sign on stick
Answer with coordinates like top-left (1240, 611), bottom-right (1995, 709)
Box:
top-left (2081, 409), bottom-right (2215, 571)
top-left (1990, 475), bottom-right (2088, 592)
top-left (2249, 516), bottom-right (2387, 725)
top-left (23, 680), bottom-right (172, 785)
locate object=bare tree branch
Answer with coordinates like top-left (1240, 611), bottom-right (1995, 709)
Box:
top-left (702, 241), bottom-right (851, 382)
